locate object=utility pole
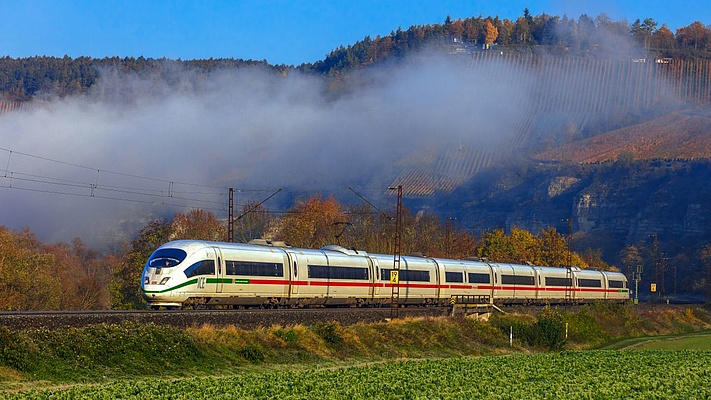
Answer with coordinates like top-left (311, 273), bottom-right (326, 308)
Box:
top-left (660, 253), bottom-right (666, 302)
top-left (653, 234), bottom-right (659, 303)
top-left (633, 262), bottom-right (643, 304)
top-left (390, 185), bottom-right (403, 319)
top-left (563, 217), bottom-right (573, 302)
top-left (567, 217), bottom-right (573, 268)
top-left (228, 188), bottom-right (234, 242)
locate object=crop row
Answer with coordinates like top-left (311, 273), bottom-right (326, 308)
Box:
top-left (5, 349), bottom-right (711, 399)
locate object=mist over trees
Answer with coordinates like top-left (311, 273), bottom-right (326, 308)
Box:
top-left (307, 11), bottom-right (711, 76)
top-left (1, 11), bottom-right (711, 100)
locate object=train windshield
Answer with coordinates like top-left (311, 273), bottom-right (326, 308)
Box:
top-left (147, 248), bottom-right (188, 268)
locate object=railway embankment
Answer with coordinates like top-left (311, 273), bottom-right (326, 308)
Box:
top-left (0, 303), bottom-right (708, 393)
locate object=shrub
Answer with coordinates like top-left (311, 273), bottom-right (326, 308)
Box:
top-left (531, 308), bottom-right (567, 350)
top-left (0, 327), bottom-right (38, 371)
top-left (273, 328), bottom-right (298, 345)
top-left (311, 321), bottom-right (344, 346)
top-left (238, 346), bottom-right (265, 363)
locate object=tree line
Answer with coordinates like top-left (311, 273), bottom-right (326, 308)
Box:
top-left (1, 11), bottom-right (711, 101)
top-left (0, 56), bottom-right (278, 101)
top-left (306, 11), bottom-right (711, 76)
top-left (0, 195), bottom-right (614, 311)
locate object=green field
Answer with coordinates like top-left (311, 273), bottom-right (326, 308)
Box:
top-left (630, 333), bottom-right (711, 350)
top-left (4, 350), bottom-right (710, 399)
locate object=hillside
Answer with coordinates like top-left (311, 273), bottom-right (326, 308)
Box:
top-left (536, 111), bottom-right (711, 163)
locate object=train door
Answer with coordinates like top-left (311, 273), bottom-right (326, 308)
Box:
top-left (601, 273), bottom-right (609, 300)
top-left (368, 257), bottom-right (379, 298)
top-left (496, 264), bottom-right (515, 301)
top-left (368, 257), bottom-right (381, 296)
top-left (287, 252), bottom-right (299, 296)
top-left (212, 247), bottom-right (224, 294)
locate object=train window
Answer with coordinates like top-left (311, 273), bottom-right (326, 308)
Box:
top-left (308, 265), bottom-right (369, 280)
top-left (578, 278), bottom-right (602, 288)
top-left (546, 277), bottom-right (572, 286)
top-left (147, 248), bottom-right (187, 268)
top-left (608, 280), bottom-right (625, 289)
top-left (445, 272), bottom-right (464, 283)
top-left (501, 275), bottom-right (535, 285)
top-left (468, 273), bottom-right (490, 284)
top-left (381, 269), bottom-right (430, 282)
top-left (225, 261), bottom-right (284, 277)
top-left (184, 260), bottom-right (215, 278)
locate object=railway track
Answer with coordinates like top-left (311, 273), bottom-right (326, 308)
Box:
top-left (0, 307), bottom-right (450, 331)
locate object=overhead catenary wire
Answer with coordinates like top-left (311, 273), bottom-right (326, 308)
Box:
top-left (0, 145), bottom-right (278, 212)
top-left (0, 146), bottom-right (393, 218)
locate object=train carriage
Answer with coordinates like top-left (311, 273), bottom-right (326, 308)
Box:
top-left (217, 244), bottom-right (290, 307)
top-left (433, 258), bottom-right (494, 302)
top-left (602, 271), bottom-right (630, 301)
top-left (376, 255), bottom-right (440, 305)
top-left (301, 246), bottom-right (374, 307)
top-left (574, 269), bottom-right (608, 300)
top-left (493, 263), bottom-right (538, 304)
top-left (535, 266), bottom-right (573, 302)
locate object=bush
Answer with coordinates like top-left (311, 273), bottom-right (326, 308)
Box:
top-left (490, 309), bottom-right (567, 350)
top-left (531, 309), bottom-right (567, 350)
top-left (0, 327), bottom-right (39, 371)
top-left (274, 328), bottom-right (298, 345)
top-left (489, 313), bottom-right (536, 346)
top-left (311, 321), bottom-right (344, 346)
top-left (238, 346), bottom-right (265, 363)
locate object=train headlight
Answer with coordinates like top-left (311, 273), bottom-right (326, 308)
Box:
top-left (159, 277), bottom-right (170, 285)
top-left (144, 276), bottom-right (149, 285)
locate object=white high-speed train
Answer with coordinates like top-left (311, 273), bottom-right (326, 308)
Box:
top-left (141, 240), bottom-right (629, 309)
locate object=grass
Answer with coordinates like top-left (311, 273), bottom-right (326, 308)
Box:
top-left (0, 303), bottom-right (708, 394)
top-left (608, 331), bottom-right (711, 350)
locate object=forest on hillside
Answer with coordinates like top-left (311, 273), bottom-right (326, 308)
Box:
top-left (308, 12), bottom-right (711, 76)
top-left (1, 10), bottom-right (711, 100)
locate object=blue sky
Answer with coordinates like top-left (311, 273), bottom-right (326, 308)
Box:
top-left (0, 0), bottom-right (709, 66)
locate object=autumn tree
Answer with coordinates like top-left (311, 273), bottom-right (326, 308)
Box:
top-left (277, 195), bottom-right (347, 248)
top-left (341, 203), bottom-right (392, 253)
top-left (476, 226), bottom-right (587, 268)
top-left (580, 248), bottom-right (615, 271)
top-left (514, 17), bottom-right (532, 45)
top-left (449, 18), bottom-right (464, 39)
top-left (42, 238), bottom-right (113, 310)
top-left (110, 219), bottom-right (170, 309)
top-left (233, 202), bottom-right (272, 243)
top-left (484, 20), bottom-right (499, 48)
top-left (462, 18), bottom-right (482, 44)
top-left (170, 208), bottom-right (225, 241)
top-left (537, 227), bottom-right (572, 267)
top-left (676, 21), bottom-right (709, 51)
top-left (650, 24), bottom-right (676, 53)
top-left (0, 227), bottom-right (62, 310)
top-left (476, 229), bottom-right (515, 262)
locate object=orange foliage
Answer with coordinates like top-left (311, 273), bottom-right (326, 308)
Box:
top-left (278, 196), bottom-right (347, 248)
